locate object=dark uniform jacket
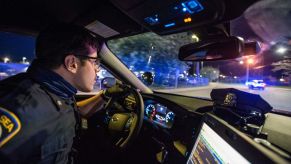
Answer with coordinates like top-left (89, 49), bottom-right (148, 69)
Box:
top-left (0, 61), bottom-right (79, 164)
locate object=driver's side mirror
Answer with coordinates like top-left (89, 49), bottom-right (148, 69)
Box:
top-left (141, 72), bottom-right (154, 86)
top-left (101, 77), bottom-right (118, 88)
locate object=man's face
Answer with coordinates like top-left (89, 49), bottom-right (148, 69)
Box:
top-left (74, 50), bottom-right (100, 92)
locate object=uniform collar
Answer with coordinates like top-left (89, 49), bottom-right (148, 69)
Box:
top-left (27, 60), bottom-right (77, 99)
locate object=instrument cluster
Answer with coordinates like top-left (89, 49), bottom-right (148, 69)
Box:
top-left (144, 100), bottom-right (175, 129)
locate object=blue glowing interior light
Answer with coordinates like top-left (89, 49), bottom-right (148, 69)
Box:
top-left (164, 22), bottom-right (176, 28)
top-left (188, 1), bottom-right (198, 9)
top-left (144, 15), bottom-right (160, 25)
top-left (181, 0), bottom-right (204, 14)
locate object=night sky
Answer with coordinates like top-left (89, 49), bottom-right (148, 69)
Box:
top-left (0, 32), bottom-right (35, 62)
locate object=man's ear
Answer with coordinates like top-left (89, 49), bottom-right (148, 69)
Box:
top-left (64, 55), bottom-right (78, 73)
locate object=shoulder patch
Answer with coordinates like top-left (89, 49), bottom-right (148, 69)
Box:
top-left (0, 106), bottom-right (21, 147)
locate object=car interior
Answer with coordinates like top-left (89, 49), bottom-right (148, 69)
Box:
top-left (1, 0), bottom-right (291, 163)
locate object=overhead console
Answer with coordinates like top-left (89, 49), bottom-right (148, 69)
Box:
top-left (110, 0), bottom-right (225, 35)
top-left (109, 0), bottom-right (258, 35)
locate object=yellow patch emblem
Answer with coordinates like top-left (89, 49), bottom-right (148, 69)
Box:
top-left (0, 107), bottom-right (21, 147)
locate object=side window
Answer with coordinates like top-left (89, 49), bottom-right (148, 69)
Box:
top-left (0, 63), bottom-right (29, 80)
top-left (1, 32), bottom-right (34, 81)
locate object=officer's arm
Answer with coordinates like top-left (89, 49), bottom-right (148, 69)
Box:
top-left (77, 91), bottom-right (106, 118)
top-left (77, 84), bottom-right (125, 118)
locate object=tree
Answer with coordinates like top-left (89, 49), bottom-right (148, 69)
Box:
top-left (107, 32), bottom-right (193, 79)
top-left (200, 66), bottom-right (220, 81)
top-left (271, 59), bottom-right (291, 76)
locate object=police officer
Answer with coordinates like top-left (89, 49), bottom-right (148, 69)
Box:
top-left (0, 23), bottom-right (122, 163)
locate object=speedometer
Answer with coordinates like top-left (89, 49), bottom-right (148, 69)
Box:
top-left (166, 112), bottom-right (175, 125)
top-left (145, 104), bottom-right (156, 120)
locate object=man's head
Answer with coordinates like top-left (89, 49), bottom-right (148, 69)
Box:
top-left (35, 23), bottom-right (101, 92)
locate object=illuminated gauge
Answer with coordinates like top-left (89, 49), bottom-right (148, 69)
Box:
top-left (145, 104), bottom-right (156, 119)
top-left (155, 114), bottom-right (165, 121)
top-left (166, 112), bottom-right (175, 123)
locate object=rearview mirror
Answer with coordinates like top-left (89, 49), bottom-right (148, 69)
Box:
top-left (178, 36), bottom-right (244, 61)
top-left (244, 41), bottom-right (261, 55)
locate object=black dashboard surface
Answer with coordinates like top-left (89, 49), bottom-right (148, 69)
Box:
top-left (149, 92), bottom-right (213, 111)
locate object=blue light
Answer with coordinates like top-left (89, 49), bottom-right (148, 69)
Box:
top-left (164, 22), bottom-right (176, 28)
top-left (144, 15), bottom-right (160, 25)
top-left (181, 3), bottom-right (188, 11)
top-left (181, 0), bottom-right (204, 14)
top-left (188, 1), bottom-right (198, 9)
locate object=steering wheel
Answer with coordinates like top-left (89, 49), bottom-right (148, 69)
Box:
top-left (103, 87), bottom-right (144, 149)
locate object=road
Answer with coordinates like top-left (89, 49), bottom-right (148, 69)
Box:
top-left (157, 83), bottom-right (291, 112)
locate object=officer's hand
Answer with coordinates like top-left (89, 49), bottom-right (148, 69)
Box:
top-left (102, 84), bottom-right (127, 99)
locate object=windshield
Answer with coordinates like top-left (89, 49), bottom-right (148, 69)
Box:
top-left (0, 1), bottom-right (290, 113)
top-left (107, 19), bottom-right (291, 112)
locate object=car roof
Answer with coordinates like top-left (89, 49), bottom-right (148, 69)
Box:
top-left (0, 0), bottom-right (258, 39)
top-left (0, 0), bottom-right (146, 39)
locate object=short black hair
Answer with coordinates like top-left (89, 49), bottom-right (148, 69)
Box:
top-left (35, 22), bottom-right (100, 69)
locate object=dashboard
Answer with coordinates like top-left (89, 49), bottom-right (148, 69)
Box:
top-left (144, 100), bottom-right (175, 129)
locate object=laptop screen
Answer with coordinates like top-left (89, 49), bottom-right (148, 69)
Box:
top-left (187, 122), bottom-right (250, 164)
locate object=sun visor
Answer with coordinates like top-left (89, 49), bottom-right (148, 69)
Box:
top-left (86, 20), bottom-right (120, 38)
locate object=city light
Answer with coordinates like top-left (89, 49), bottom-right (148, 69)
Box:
top-left (3, 57), bottom-right (10, 63)
top-left (147, 55), bottom-right (152, 64)
top-left (239, 61), bottom-right (244, 64)
top-left (276, 46), bottom-right (287, 54)
top-left (280, 78), bottom-right (285, 82)
top-left (22, 57), bottom-right (30, 64)
top-left (247, 58), bottom-right (254, 64)
top-left (270, 41), bottom-right (276, 45)
top-left (129, 65), bottom-right (134, 70)
top-left (219, 75), bottom-right (226, 78)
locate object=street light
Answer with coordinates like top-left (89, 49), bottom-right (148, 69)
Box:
top-left (276, 46), bottom-right (287, 54)
top-left (148, 44), bottom-right (154, 65)
top-left (147, 55), bottom-right (152, 65)
top-left (279, 78), bottom-right (285, 82)
top-left (239, 61), bottom-right (244, 64)
top-left (246, 58), bottom-right (255, 83)
top-left (247, 58), bottom-right (254, 64)
top-left (3, 57), bottom-right (10, 63)
top-left (22, 57), bottom-right (27, 63)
